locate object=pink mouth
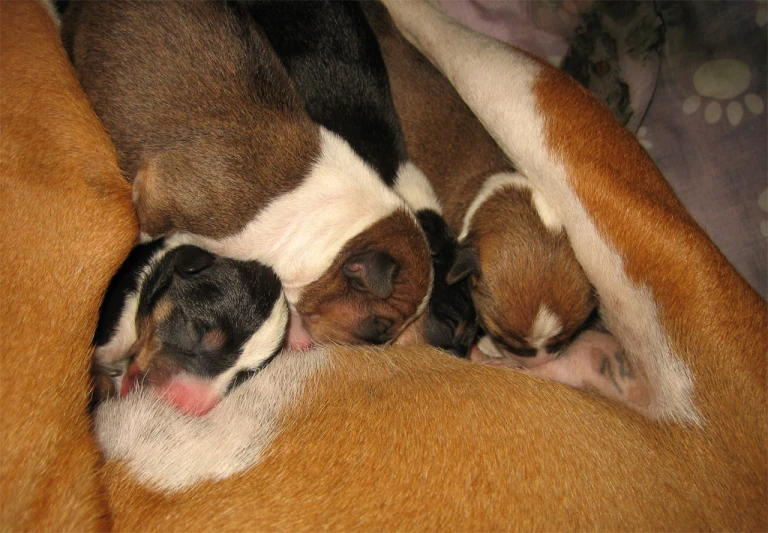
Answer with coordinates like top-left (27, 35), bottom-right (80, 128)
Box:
top-left (120, 362), bottom-right (222, 416)
top-left (285, 310), bottom-right (314, 351)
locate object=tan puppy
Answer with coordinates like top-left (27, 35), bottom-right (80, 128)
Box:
top-left (61, 0), bottom-right (432, 348)
top-left (0, 0), bottom-right (136, 529)
top-left (88, 1), bottom-right (764, 530)
top-left (363, 2), bottom-right (598, 370)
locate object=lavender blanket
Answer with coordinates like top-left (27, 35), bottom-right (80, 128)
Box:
top-left (441, 0), bottom-right (767, 298)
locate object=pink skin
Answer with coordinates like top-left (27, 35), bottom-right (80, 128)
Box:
top-left (121, 362), bottom-right (222, 416)
top-left (284, 310), bottom-right (314, 351)
top-left (470, 330), bottom-right (650, 409)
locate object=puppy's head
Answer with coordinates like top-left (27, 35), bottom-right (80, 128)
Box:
top-left (93, 241), bottom-right (289, 415)
top-left (449, 186), bottom-right (597, 367)
top-left (294, 209), bottom-right (432, 346)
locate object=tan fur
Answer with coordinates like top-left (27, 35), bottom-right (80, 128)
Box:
top-left (0, 1), bottom-right (136, 529)
top-left (100, 345), bottom-right (763, 531)
top-left (3, 1), bottom-right (766, 530)
top-left (535, 66), bottom-right (768, 464)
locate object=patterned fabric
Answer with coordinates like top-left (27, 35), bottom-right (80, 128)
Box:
top-left (440, 0), bottom-right (767, 298)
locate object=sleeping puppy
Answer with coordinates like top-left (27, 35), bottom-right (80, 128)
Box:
top-left (364, 2), bottom-right (597, 367)
top-left (93, 236), bottom-right (288, 416)
top-left (247, 0), bottom-right (476, 356)
top-left (61, 0), bottom-right (432, 348)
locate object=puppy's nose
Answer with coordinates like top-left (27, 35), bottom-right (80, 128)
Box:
top-left (357, 317), bottom-right (394, 345)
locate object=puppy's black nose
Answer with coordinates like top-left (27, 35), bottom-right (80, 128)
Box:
top-left (357, 317), bottom-right (394, 345)
top-left (173, 245), bottom-right (215, 277)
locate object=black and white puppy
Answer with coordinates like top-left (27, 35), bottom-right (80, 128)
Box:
top-left (247, 0), bottom-right (477, 356)
top-left (93, 236), bottom-right (289, 416)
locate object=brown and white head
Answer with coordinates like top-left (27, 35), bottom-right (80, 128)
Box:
top-left (448, 172), bottom-right (597, 368)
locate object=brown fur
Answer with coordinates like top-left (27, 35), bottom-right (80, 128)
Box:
top-left (297, 210), bottom-right (432, 344)
top-left (366, 1), bottom-right (595, 359)
top-left (466, 187), bottom-right (596, 351)
top-left (535, 66), bottom-right (768, 482)
top-left (62, 0), bottom-right (319, 240)
top-left (361, 2), bottom-right (512, 231)
top-left (0, 1), bottom-right (136, 529)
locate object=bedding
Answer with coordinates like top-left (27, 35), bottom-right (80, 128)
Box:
top-left (441, 0), bottom-right (767, 298)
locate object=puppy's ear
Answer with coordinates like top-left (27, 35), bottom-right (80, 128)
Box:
top-left (173, 246), bottom-right (215, 277)
top-left (446, 245), bottom-right (479, 285)
top-left (343, 251), bottom-right (400, 299)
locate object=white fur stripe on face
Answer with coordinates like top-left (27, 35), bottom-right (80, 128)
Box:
top-left (196, 128), bottom-right (410, 305)
top-left (95, 346), bottom-right (330, 492)
top-left (393, 161), bottom-right (444, 214)
top-left (382, 0), bottom-right (699, 424)
top-left (529, 304), bottom-right (562, 349)
top-left (212, 293), bottom-right (290, 395)
top-left (458, 171), bottom-right (562, 242)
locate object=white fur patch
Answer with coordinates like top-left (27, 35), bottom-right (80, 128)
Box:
top-left (95, 347), bottom-right (329, 492)
top-left (194, 128), bottom-right (410, 305)
top-left (458, 171), bottom-right (562, 242)
top-left (476, 335), bottom-right (505, 359)
top-left (529, 304), bottom-right (562, 349)
top-left (211, 294), bottom-right (290, 394)
top-left (393, 161), bottom-right (444, 213)
top-left (384, 0), bottom-right (699, 424)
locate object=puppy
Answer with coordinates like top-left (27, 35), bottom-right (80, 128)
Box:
top-left (364, 2), bottom-right (597, 368)
top-left (61, 0), bottom-right (432, 348)
top-left (93, 236), bottom-right (288, 415)
top-left (247, 0), bottom-right (476, 355)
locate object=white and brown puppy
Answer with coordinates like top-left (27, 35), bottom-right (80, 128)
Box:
top-left (93, 236), bottom-right (288, 416)
top-left (363, 2), bottom-right (597, 369)
top-left (60, 0), bottom-right (432, 348)
top-left (248, 0), bottom-right (477, 355)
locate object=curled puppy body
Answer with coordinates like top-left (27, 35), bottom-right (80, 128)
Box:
top-left (247, 0), bottom-right (476, 355)
top-left (364, 3), bottom-right (606, 380)
top-left (93, 236), bottom-right (289, 416)
top-left (61, 0), bottom-right (431, 349)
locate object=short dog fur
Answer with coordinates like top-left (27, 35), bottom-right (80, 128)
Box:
top-left (60, 0), bottom-right (432, 348)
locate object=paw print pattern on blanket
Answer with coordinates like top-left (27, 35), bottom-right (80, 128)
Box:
top-left (682, 59), bottom-right (765, 125)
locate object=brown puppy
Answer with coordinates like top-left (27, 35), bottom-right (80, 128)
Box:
top-left (363, 2), bottom-right (598, 369)
top-left (0, 0), bottom-right (136, 529)
top-left (61, 0), bottom-right (432, 348)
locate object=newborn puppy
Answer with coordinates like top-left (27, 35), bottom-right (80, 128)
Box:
top-left (61, 0), bottom-right (432, 349)
top-left (364, 2), bottom-right (597, 366)
top-left (248, 0), bottom-right (476, 355)
top-left (93, 237), bottom-right (288, 415)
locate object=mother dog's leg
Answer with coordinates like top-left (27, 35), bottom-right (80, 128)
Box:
top-left (381, 0), bottom-right (766, 428)
top-left (0, 1), bottom-right (137, 529)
